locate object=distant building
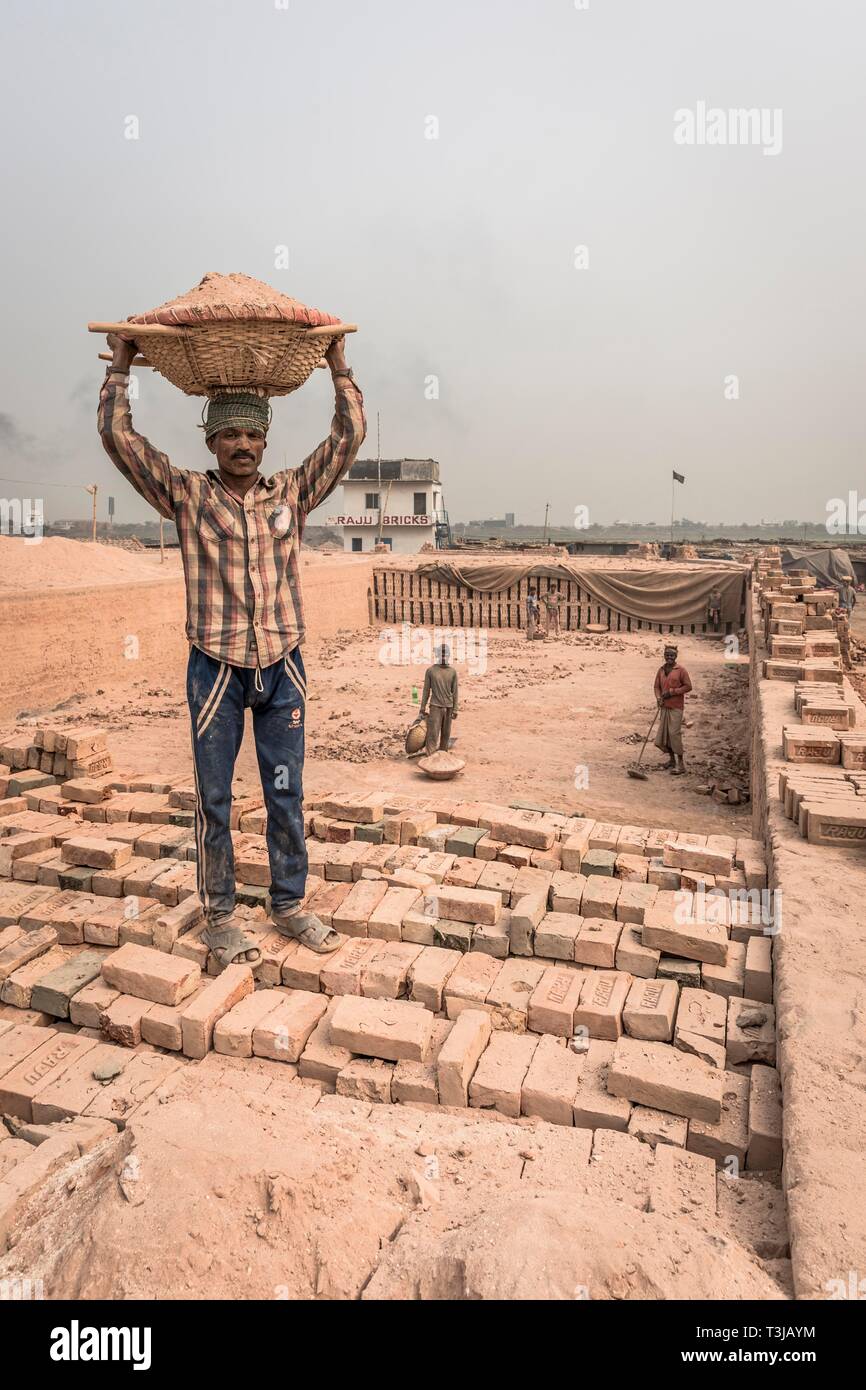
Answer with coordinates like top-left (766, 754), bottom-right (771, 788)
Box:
top-left (327, 458), bottom-right (449, 553)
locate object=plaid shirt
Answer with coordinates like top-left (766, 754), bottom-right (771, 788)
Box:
top-left (98, 368), bottom-right (366, 668)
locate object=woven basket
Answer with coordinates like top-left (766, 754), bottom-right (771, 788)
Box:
top-left (132, 319), bottom-right (344, 398)
top-left (91, 271), bottom-right (355, 398)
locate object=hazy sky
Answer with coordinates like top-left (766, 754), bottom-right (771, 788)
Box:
top-left (1, 0), bottom-right (863, 529)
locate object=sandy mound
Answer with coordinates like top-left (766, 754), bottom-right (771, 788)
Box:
top-left (364, 1194), bottom-right (785, 1301)
top-left (2, 1068), bottom-right (786, 1302)
top-left (0, 536), bottom-right (181, 593)
top-left (130, 271), bottom-right (339, 329)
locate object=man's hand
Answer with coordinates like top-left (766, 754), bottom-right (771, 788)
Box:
top-left (325, 335), bottom-right (348, 375)
top-left (106, 331), bottom-right (138, 371)
top-left (451, 711), bottom-right (458, 720)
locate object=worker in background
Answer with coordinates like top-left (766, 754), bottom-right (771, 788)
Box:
top-left (542, 589), bottom-right (563, 636)
top-left (653, 643), bottom-right (693, 775)
top-left (420, 644), bottom-right (458, 754)
top-left (526, 587), bottom-right (541, 640)
top-left (707, 588), bottom-right (723, 632)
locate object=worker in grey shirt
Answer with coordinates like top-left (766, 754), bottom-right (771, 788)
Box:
top-left (420, 644), bottom-right (459, 754)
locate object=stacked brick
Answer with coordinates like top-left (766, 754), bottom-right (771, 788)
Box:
top-left (0, 727), bottom-right (113, 788)
top-left (754, 555), bottom-right (866, 848)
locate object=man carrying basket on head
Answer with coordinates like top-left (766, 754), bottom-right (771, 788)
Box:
top-left (99, 331), bottom-right (365, 969)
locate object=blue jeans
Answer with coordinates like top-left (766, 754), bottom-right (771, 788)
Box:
top-left (186, 645), bottom-right (308, 926)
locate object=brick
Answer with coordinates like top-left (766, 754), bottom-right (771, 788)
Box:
top-left (31, 950), bottom-right (107, 1019)
top-left (628, 1105), bottom-right (688, 1149)
top-left (549, 870), bottom-right (586, 915)
top-left (60, 836), bottom-right (131, 869)
top-left (472, 915), bottom-right (511, 959)
top-left (509, 892), bottom-right (546, 956)
top-left (615, 881), bottom-right (658, 925)
top-left (687, 1070), bottom-right (749, 1167)
top-left (726, 997), bottom-right (776, 1066)
top-left (102, 942), bottom-right (200, 1006)
top-left (211, 989), bottom-right (285, 1057)
top-left (662, 842), bottom-right (733, 876)
top-left (574, 970), bottom-right (631, 1041)
top-left (657, 957), bottom-right (702, 988)
top-left (361, 942), bottom-right (424, 999)
top-left (579, 876), bottom-right (621, 920)
top-left (392, 1019), bottom-right (453, 1105)
top-left (0, 1032), bottom-right (99, 1121)
top-left (152, 896), bottom-right (204, 954)
top-left (521, 1034), bottom-right (582, 1125)
top-left (469, 1031), bottom-right (538, 1117)
top-left (395, 908), bottom-right (435, 950)
top-left (432, 885), bottom-right (501, 926)
top-left (330, 995), bottom-right (433, 1062)
top-left (69, 978), bottom-right (120, 1029)
top-left (614, 924), bottom-right (660, 978)
top-left (319, 936), bottom-right (378, 996)
top-left (534, 911), bottom-right (580, 961)
top-left (574, 1047), bottom-right (632, 1132)
top-left (0, 1132), bottom-right (83, 1247)
top-left (642, 909), bottom-right (728, 965)
top-left (139, 984), bottom-right (207, 1050)
top-left (332, 879), bottom-right (389, 937)
top-left (485, 957), bottom-right (546, 1031)
top-left (486, 815), bottom-right (555, 851)
top-left (747, 1064), bottom-right (783, 1170)
top-left (582, 849), bottom-right (616, 876)
top-left (0, 1024), bottom-right (57, 1078)
top-left (574, 917), bottom-right (621, 968)
top-left (528, 965), bottom-right (584, 1036)
top-left (28, 1041), bottom-right (129, 1122)
top-left (297, 998), bottom-right (353, 1089)
top-left (99, 994), bottom-right (154, 1047)
top-left (180, 964), bottom-right (254, 1059)
top-left (607, 1036), bottom-right (723, 1122)
top-left (615, 853), bottom-right (648, 883)
top-left (701, 939), bottom-right (746, 999)
top-left (623, 978), bottom-right (678, 1041)
top-left (367, 886), bottom-right (420, 942)
top-left (744, 936), bottom-right (773, 1003)
top-left (407, 946), bottom-right (460, 1011)
top-left (336, 1057), bottom-right (393, 1103)
top-left (675, 986), bottom-right (726, 1054)
top-left (443, 951), bottom-right (502, 1018)
top-left (477, 861), bottom-right (517, 903)
top-left (649, 1143), bottom-right (716, 1217)
top-left (82, 1051), bottom-right (180, 1127)
top-left (0, 944), bottom-right (76, 1010)
top-left (473, 834), bottom-right (506, 862)
top-left (436, 1008), bottom-right (491, 1107)
top-left (251, 991), bottom-right (328, 1063)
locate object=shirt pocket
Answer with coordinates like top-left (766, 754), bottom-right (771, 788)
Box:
top-left (199, 495), bottom-right (236, 542)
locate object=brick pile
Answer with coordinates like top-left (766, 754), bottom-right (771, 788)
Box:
top-left (753, 556), bottom-right (866, 848)
top-left (0, 764), bottom-right (782, 1195)
top-left (0, 727), bottom-right (113, 789)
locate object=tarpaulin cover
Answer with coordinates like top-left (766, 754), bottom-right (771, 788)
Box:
top-left (780, 547), bottom-right (855, 587)
top-left (417, 562), bottom-right (747, 625)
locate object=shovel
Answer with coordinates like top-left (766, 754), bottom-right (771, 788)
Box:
top-left (626, 707), bottom-right (660, 780)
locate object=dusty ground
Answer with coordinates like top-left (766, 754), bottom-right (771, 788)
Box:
top-left (3, 1061), bottom-right (789, 1302)
top-left (11, 624), bottom-right (752, 839)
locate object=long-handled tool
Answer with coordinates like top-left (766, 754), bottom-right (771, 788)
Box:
top-left (626, 706), bottom-right (660, 780)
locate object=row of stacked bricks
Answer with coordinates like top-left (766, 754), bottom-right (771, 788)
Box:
top-left (754, 555), bottom-right (866, 847)
top-left (0, 785), bottom-right (780, 1191)
top-left (0, 726), bottom-right (113, 795)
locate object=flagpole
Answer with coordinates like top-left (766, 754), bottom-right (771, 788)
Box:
top-left (670, 473), bottom-right (674, 547)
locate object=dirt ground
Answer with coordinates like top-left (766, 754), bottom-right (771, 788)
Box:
top-left (11, 622), bottom-right (752, 839)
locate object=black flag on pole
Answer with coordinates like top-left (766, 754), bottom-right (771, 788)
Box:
top-left (672, 470), bottom-right (685, 484)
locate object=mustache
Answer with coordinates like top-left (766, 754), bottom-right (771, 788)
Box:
top-left (230, 451), bottom-right (255, 461)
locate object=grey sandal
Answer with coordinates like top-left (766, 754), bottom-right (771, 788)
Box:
top-left (203, 924), bottom-right (263, 971)
top-left (270, 910), bottom-right (341, 954)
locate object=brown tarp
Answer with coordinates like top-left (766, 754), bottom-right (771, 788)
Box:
top-left (417, 561), bottom-right (747, 625)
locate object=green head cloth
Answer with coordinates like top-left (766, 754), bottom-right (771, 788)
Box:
top-left (203, 393), bottom-right (271, 442)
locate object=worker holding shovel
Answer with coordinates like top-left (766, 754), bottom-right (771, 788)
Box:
top-left (653, 644), bottom-right (692, 775)
top-left (98, 330), bottom-right (365, 968)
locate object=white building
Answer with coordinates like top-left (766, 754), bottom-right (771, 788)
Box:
top-left (326, 458), bottom-right (449, 554)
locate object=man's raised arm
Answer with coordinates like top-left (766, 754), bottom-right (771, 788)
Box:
top-left (294, 336), bottom-right (367, 516)
top-left (97, 333), bottom-right (189, 520)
